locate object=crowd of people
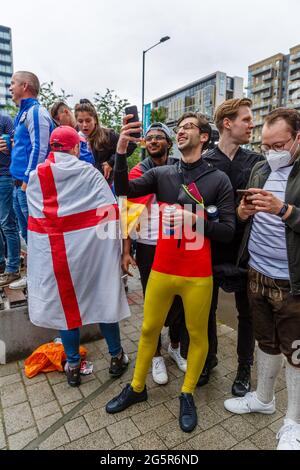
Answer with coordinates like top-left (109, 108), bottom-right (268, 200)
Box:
top-left (0, 70), bottom-right (300, 450)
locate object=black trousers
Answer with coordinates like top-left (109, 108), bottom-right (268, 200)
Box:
top-left (206, 279), bottom-right (255, 366)
top-left (135, 242), bottom-right (189, 359)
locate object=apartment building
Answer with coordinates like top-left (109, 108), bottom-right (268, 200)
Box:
top-left (0, 25), bottom-right (13, 109)
top-left (248, 45), bottom-right (300, 149)
top-left (152, 71), bottom-right (244, 128)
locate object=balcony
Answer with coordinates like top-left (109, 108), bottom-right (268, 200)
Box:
top-left (287, 100), bottom-right (300, 108)
top-left (290, 62), bottom-right (300, 72)
top-left (252, 101), bottom-right (271, 111)
top-left (290, 51), bottom-right (300, 61)
top-left (288, 81), bottom-right (300, 92)
top-left (262, 72), bottom-right (273, 81)
top-left (251, 83), bottom-right (272, 94)
top-left (251, 64), bottom-right (272, 76)
top-left (289, 72), bottom-right (300, 81)
top-left (261, 90), bottom-right (272, 99)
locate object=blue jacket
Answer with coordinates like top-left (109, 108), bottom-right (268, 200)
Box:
top-left (10, 98), bottom-right (54, 183)
top-left (79, 139), bottom-right (95, 165)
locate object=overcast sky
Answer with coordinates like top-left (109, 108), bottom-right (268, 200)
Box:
top-left (2, 0), bottom-right (300, 112)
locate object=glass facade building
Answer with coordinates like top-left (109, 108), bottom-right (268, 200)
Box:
top-left (152, 71), bottom-right (244, 127)
top-left (0, 25), bottom-right (13, 109)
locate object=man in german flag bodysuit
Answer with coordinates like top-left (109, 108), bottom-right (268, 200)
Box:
top-left (121, 122), bottom-right (189, 385)
top-left (106, 112), bottom-right (236, 432)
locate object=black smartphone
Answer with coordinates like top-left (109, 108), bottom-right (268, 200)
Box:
top-left (124, 105), bottom-right (141, 139)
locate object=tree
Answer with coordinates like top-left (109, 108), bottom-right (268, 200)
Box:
top-left (93, 88), bottom-right (129, 132)
top-left (39, 81), bottom-right (72, 110)
top-left (151, 106), bottom-right (167, 124)
top-left (3, 103), bottom-right (18, 119)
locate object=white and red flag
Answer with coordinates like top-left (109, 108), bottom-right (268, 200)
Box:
top-left (27, 152), bottom-right (130, 330)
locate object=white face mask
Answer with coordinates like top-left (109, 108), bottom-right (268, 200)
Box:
top-left (265, 136), bottom-right (299, 172)
top-left (265, 149), bottom-right (293, 172)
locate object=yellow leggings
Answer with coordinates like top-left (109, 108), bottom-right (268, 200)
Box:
top-left (131, 270), bottom-right (213, 394)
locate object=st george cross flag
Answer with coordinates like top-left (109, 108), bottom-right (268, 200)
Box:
top-left (27, 152), bottom-right (130, 330)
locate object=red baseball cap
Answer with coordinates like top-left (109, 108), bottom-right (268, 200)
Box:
top-left (50, 126), bottom-right (81, 151)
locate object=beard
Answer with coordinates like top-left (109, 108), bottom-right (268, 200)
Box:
top-left (147, 147), bottom-right (167, 159)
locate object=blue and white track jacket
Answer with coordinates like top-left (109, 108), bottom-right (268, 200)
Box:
top-left (10, 98), bottom-right (54, 183)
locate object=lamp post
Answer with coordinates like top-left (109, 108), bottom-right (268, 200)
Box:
top-left (141, 36), bottom-right (170, 156)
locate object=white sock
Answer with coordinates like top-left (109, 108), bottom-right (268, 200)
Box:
top-left (285, 362), bottom-right (300, 424)
top-left (256, 348), bottom-right (283, 404)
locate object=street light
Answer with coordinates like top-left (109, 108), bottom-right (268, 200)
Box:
top-left (142, 36), bottom-right (170, 142)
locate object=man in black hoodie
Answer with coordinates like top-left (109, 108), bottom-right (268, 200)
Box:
top-left (106, 112), bottom-right (235, 433)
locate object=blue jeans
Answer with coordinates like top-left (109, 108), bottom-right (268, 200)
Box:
top-left (0, 176), bottom-right (20, 272)
top-left (60, 323), bottom-right (122, 367)
top-left (13, 186), bottom-right (29, 244)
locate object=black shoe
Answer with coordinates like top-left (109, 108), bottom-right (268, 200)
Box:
top-left (197, 356), bottom-right (218, 387)
top-left (106, 384), bottom-right (147, 414)
top-left (179, 393), bottom-right (197, 433)
top-left (109, 349), bottom-right (129, 378)
top-left (0, 264), bottom-right (5, 275)
top-left (65, 363), bottom-right (81, 387)
top-left (232, 364), bottom-right (251, 397)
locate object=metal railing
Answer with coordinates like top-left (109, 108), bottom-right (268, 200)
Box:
top-left (251, 64), bottom-right (272, 76)
top-left (290, 62), bottom-right (300, 72)
top-left (251, 83), bottom-right (272, 93)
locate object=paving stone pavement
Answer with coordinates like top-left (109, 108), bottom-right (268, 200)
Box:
top-left (0, 274), bottom-right (288, 451)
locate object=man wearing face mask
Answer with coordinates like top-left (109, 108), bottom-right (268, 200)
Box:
top-left (224, 108), bottom-right (300, 451)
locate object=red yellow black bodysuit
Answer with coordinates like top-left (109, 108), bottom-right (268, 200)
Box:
top-left (115, 156), bottom-right (235, 394)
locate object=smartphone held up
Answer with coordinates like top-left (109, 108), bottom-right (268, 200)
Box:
top-left (124, 105), bottom-right (141, 140)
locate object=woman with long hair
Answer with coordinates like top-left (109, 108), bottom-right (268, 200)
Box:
top-left (75, 99), bottom-right (135, 184)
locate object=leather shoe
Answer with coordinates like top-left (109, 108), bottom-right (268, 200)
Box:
top-left (106, 384), bottom-right (147, 414)
top-left (179, 393), bottom-right (197, 433)
top-left (232, 364), bottom-right (251, 397)
top-left (197, 356), bottom-right (218, 387)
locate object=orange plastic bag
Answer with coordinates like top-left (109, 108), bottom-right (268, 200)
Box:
top-left (24, 342), bottom-right (87, 378)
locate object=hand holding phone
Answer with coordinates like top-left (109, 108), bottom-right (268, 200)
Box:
top-left (117, 106), bottom-right (142, 154)
top-left (124, 106), bottom-right (141, 139)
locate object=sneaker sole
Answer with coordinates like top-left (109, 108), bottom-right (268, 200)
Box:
top-left (152, 375), bottom-right (169, 385)
top-left (224, 404), bottom-right (276, 415)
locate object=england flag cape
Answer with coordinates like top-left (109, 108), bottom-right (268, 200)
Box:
top-left (27, 152), bottom-right (130, 330)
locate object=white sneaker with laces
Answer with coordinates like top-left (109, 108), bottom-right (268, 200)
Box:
top-left (277, 419), bottom-right (300, 450)
top-left (168, 345), bottom-right (187, 372)
top-left (152, 356), bottom-right (168, 385)
top-left (9, 275), bottom-right (27, 290)
top-left (224, 391), bottom-right (276, 415)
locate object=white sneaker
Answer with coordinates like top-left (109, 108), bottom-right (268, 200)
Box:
top-left (277, 419), bottom-right (300, 450)
top-left (168, 345), bottom-right (187, 372)
top-left (152, 356), bottom-right (168, 385)
top-left (9, 275), bottom-right (27, 290)
top-left (224, 391), bottom-right (276, 415)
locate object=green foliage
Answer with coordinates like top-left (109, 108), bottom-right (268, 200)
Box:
top-left (3, 103), bottom-right (18, 119)
top-left (39, 81), bottom-right (73, 110)
top-left (151, 107), bottom-right (167, 124)
top-left (93, 88), bottom-right (129, 132)
top-left (127, 147), bottom-right (142, 170)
